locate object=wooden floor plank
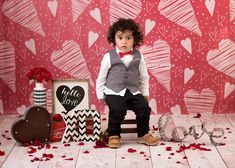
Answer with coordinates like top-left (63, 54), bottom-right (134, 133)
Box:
top-left (172, 115), bottom-right (227, 168)
top-left (116, 141), bottom-right (152, 168)
top-left (200, 114), bottom-right (235, 168)
top-left (1, 144), bottom-right (46, 168)
top-left (150, 115), bottom-right (190, 168)
top-left (1, 114), bottom-right (235, 167)
top-left (75, 142), bottom-right (116, 168)
top-left (37, 142), bottom-right (79, 168)
top-left (0, 116), bottom-right (18, 167)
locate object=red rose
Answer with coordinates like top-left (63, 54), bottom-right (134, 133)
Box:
top-left (52, 114), bottom-right (63, 122)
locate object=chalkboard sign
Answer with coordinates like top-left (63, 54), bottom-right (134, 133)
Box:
top-left (52, 79), bottom-right (90, 114)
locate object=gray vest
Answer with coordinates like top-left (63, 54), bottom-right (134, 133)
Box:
top-left (106, 49), bottom-right (141, 93)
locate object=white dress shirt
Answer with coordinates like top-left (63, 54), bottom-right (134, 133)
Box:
top-left (96, 48), bottom-right (149, 100)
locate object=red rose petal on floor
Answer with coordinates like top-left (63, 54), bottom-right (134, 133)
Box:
top-left (228, 131), bottom-right (232, 133)
top-left (183, 156), bottom-right (187, 159)
top-left (146, 158), bottom-right (149, 160)
top-left (157, 154), bottom-right (161, 156)
top-left (128, 148), bottom-right (137, 153)
top-left (226, 128), bottom-right (230, 130)
top-left (52, 146), bottom-right (58, 149)
top-left (83, 151), bottom-right (89, 154)
top-left (168, 157), bottom-right (171, 159)
top-left (46, 144), bottom-right (51, 149)
top-left (61, 155), bottom-right (66, 158)
top-left (6, 137), bottom-right (12, 140)
top-left (219, 143), bottom-right (226, 146)
top-left (152, 125), bottom-right (158, 131)
top-left (166, 147), bottom-right (172, 151)
top-left (193, 113), bottom-right (201, 118)
top-left (102, 118), bottom-right (107, 121)
top-left (5, 130), bottom-right (9, 133)
top-left (33, 140), bottom-right (42, 146)
top-left (64, 144), bottom-right (70, 147)
top-left (140, 151), bottom-right (145, 154)
top-left (24, 143), bottom-right (30, 147)
top-left (64, 158), bottom-right (73, 160)
top-left (0, 150), bottom-right (5, 156)
top-left (176, 161), bottom-right (181, 164)
top-left (34, 157), bottom-right (40, 161)
top-left (170, 152), bottom-right (174, 155)
top-left (78, 142), bottom-right (85, 146)
top-left (27, 147), bottom-right (37, 154)
top-left (160, 143), bottom-right (165, 145)
top-left (42, 153), bottom-right (53, 158)
top-left (121, 157), bottom-right (125, 159)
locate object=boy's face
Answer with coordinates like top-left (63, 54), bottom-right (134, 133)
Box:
top-left (115, 30), bottom-right (134, 52)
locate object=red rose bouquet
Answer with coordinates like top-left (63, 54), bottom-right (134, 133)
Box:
top-left (26, 67), bottom-right (52, 83)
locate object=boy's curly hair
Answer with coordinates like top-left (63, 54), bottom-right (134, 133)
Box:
top-left (107, 18), bottom-right (143, 47)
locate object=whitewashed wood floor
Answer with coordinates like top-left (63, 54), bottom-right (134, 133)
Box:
top-left (0, 113), bottom-right (235, 168)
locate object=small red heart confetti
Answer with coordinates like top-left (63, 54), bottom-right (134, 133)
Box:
top-left (128, 148), bottom-right (137, 153)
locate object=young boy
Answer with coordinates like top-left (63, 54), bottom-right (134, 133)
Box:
top-left (96, 18), bottom-right (159, 148)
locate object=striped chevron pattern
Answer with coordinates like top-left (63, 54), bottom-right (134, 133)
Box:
top-left (78, 109), bottom-right (101, 141)
top-left (61, 110), bottom-right (80, 143)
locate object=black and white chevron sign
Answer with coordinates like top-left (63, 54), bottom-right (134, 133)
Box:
top-left (78, 109), bottom-right (101, 141)
top-left (61, 110), bottom-right (79, 143)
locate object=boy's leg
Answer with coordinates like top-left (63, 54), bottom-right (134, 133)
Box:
top-left (127, 93), bottom-right (151, 137)
top-left (105, 95), bottom-right (127, 137)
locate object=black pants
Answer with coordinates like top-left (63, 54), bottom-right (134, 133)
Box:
top-left (105, 89), bottom-right (151, 138)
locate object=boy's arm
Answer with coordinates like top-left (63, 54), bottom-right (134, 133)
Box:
top-left (139, 53), bottom-right (150, 97)
top-left (96, 53), bottom-right (111, 100)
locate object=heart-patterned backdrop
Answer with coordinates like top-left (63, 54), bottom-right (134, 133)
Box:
top-left (0, 0), bottom-right (234, 115)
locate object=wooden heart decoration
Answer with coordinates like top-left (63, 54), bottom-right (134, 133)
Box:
top-left (56, 85), bottom-right (85, 112)
top-left (11, 106), bottom-right (51, 144)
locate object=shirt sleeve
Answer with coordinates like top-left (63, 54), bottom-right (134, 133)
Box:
top-left (139, 52), bottom-right (150, 96)
top-left (96, 53), bottom-right (111, 99)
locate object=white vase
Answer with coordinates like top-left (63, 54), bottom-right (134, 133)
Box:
top-left (33, 82), bottom-right (47, 108)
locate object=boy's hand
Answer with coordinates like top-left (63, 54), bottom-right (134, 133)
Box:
top-left (99, 98), bottom-right (106, 105)
top-left (144, 96), bottom-right (150, 103)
